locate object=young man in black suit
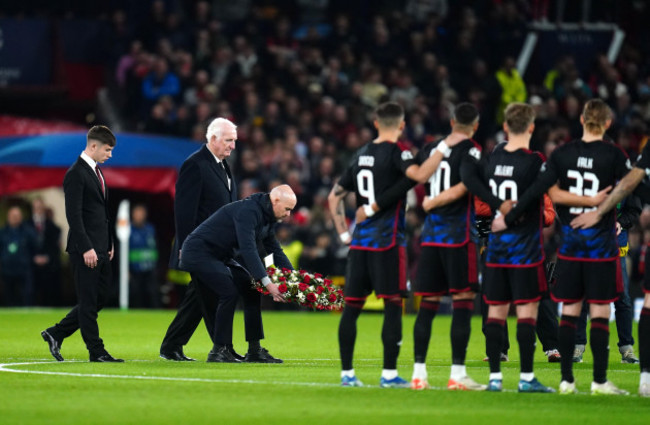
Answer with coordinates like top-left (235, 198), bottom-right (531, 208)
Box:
top-left (41, 125), bottom-right (122, 362)
top-left (160, 118), bottom-right (282, 363)
top-left (179, 185), bottom-right (294, 362)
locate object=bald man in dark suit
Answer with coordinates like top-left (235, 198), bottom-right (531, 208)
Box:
top-left (160, 118), bottom-right (281, 363)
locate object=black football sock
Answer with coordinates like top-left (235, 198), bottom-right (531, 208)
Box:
top-left (413, 300), bottom-right (440, 363)
top-left (517, 318), bottom-right (537, 375)
top-left (485, 318), bottom-right (505, 374)
top-left (559, 315), bottom-right (578, 383)
top-left (382, 298), bottom-right (403, 370)
top-left (451, 300), bottom-right (473, 365)
top-left (248, 340), bottom-right (260, 352)
top-left (639, 308), bottom-right (650, 373)
top-left (339, 300), bottom-right (364, 371)
top-left (590, 317), bottom-right (610, 384)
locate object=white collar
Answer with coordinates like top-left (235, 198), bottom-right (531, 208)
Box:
top-left (80, 151), bottom-right (97, 171)
top-left (207, 146), bottom-right (225, 165)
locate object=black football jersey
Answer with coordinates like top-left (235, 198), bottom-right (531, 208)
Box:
top-left (416, 138), bottom-right (481, 246)
top-left (483, 144), bottom-right (545, 266)
top-left (338, 141), bottom-right (416, 250)
top-left (509, 139), bottom-right (630, 260)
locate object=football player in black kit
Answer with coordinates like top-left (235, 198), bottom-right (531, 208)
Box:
top-left (478, 103), bottom-right (555, 392)
top-left (493, 99), bottom-right (630, 395)
top-left (328, 102), bottom-right (445, 388)
top-left (572, 117), bottom-right (650, 398)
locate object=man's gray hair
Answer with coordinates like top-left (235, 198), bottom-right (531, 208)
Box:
top-left (205, 117), bottom-right (237, 142)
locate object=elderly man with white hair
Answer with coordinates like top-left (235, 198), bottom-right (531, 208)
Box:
top-left (160, 117), bottom-right (283, 363)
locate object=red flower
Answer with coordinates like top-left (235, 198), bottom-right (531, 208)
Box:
top-left (279, 276), bottom-right (286, 282)
top-left (314, 273), bottom-right (323, 278)
top-left (307, 293), bottom-right (317, 303)
top-left (303, 275), bottom-right (311, 284)
top-left (328, 294), bottom-right (337, 303)
top-left (316, 286), bottom-right (324, 295)
top-left (278, 283), bottom-right (288, 293)
top-left (299, 269), bottom-right (307, 274)
top-left (282, 268), bottom-right (291, 274)
top-left (324, 279), bottom-right (332, 286)
top-left (298, 283), bottom-right (309, 291)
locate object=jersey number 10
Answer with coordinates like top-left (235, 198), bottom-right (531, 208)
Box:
top-left (489, 179), bottom-right (518, 202)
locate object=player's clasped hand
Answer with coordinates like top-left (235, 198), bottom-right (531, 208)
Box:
top-left (83, 248), bottom-right (99, 268)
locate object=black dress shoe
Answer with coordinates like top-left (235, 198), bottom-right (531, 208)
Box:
top-left (160, 349), bottom-right (195, 361)
top-left (244, 347), bottom-right (283, 364)
top-left (227, 345), bottom-right (245, 361)
top-left (207, 346), bottom-right (242, 363)
top-left (90, 353), bottom-right (125, 362)
top-left (41, 330), bottom-right (63, 362)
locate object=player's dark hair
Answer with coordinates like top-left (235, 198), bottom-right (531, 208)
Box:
top-left (452, 103), bottom-right (479, 127)
top-left (375, 102), bottom-right (404, 128)
top-left (87, 125), bottom-right (116, 147)
top-left (504, 103), bottom-right (536, 134)
top-left (582, 99), bottom-right (611, 135)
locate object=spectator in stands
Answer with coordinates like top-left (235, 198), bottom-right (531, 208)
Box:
top-left (0, 206), bottom-right (36, 306)
top-left (142, 57), bottom-right (181, 110)
top-left (28, 198), bottom-right (62, 307)
top-left (495, 56), bottom-right (527, 123)
top-left (129, 204), bottom-right (160, 308)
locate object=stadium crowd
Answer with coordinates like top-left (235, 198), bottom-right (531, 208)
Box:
top-left (107, 0), bottom-right (650, 294)
top-left (2, 0), bottom-right (650, 306)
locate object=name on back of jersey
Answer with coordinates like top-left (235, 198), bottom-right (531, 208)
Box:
top-left (494, 165), bottom-right (514, 177)
top-left (576, 157), bottom-right (593, 169)
top-left (358, 155), bottom-right (374, 167)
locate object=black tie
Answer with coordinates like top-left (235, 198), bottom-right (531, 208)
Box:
top-left (95, 166), bottom-right (105, 195)
top-left (221, 161), bottom-right (230, 190)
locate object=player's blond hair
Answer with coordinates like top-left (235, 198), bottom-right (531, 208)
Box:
top-left (504, 103), bottom-right (536, 134)
top-left (582, 99), bottom-right (611, 135)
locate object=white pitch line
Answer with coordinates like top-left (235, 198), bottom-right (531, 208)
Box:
top-left (0, 361), bottom-right (340, 388)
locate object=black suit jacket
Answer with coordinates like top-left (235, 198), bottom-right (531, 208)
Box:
top-left (63, 157), bottom-right (112, 256)
top-left (181, 193), bottom-right (293, 280)
top-left (169, 144), bottom-right (237, 269)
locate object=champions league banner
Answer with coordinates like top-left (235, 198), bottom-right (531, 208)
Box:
top-left (0, 18), bottom-right (53, 86)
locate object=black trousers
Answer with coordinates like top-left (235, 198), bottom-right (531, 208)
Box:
top-left (160, 265), bottom-right (264, 352)
top-left (49, 254), bottom-right (111, 356)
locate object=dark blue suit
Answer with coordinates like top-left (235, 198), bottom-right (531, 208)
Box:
top-left (180, 193), bottom-right (292, 346)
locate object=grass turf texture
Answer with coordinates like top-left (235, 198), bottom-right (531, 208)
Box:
top-left (0, 309), bottom-right (648, 425)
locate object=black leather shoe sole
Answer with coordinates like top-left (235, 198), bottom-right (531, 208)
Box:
top-left (41, 331), bottom-right (63, 362)
top-left (160, 352), bottom-right (195, 361)
top-left (243, 356), bottom-right (283, 364)
top-left (90, 355), bottom-right (125, 363)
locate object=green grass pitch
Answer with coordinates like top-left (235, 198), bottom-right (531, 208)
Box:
top-left (0, 308), bottom-right (648, 425)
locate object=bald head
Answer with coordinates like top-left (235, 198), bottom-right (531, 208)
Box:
top-left (270, 184), bottom-right (297, 221)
